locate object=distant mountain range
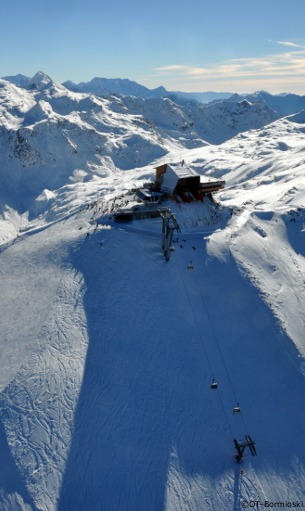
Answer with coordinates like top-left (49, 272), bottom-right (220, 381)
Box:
top-left (1, 71), bottom-right (305, 217)
top-left (4, 72), bottom-right (305, 115)
top-left (62, 77), bottom-right (235, 104)
top-left (1, 73), bottom-right (237, 103)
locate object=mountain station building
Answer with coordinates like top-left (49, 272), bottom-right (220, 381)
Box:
top-left (155, 161), bottom-right (225, 202)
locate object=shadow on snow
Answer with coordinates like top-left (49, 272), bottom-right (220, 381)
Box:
top-left (57, 228), bottom-right (305, 510)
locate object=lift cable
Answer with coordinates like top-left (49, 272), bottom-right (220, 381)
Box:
top-left (177, 249), bottom-right (239, 441)
top-left (176, 234), bottom-right (254, 442)
top-left (192, 270), bottom-right (250, 435)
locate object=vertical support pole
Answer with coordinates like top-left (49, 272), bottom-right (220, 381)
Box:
top-left (161, 217), bottom-right (166, 251)
top-left (168, 229), bottom-right (174, 252)
top-left (160, 210), bottom-right (180, 262)
top-left (164, 225), bottom-right (170, 261)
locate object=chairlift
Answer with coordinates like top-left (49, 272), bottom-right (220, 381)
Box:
top-left (210, 379), bottom-right (218, 390)
top-left (233, 403), bottom-right (241, 415)
top-left (187, 260), bottom-right (194, 270)
top-left (169, 246), bottom-right (175, 252)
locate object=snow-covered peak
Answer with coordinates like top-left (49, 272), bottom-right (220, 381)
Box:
top-left (28, 71), bottom-right (53, 90)
top-left (4, 71), bottom-right (66, 96)
top-left (2, 73), bottom-right (30, 87)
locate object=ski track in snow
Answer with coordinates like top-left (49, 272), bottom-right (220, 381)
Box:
top-left (0, 219), bottom-right (89, 511)
top-left (0, 267), bottom-right (88, 511)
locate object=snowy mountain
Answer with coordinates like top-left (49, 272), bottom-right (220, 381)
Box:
top-left (62, 76), bottom-right (305, 112)
top-left (119, 94), bottom-right (279, 146)
top-left (245, 90), bottom-right (305, 117)
top-left (0, 74), bottom-right (169, 217)
top-left (3, 72), bottom-right (55, 92)
top-left (0, 72), bottom-right (280, 223)
top-left (63, 76), bottom-right (168, 100)
top-left (1, 72), bottom-right (305, 510)
top-left (2, 73), bottom-right (31, 88)
top-left (172, 90), bottom-right (234, 103)
top-left (63, 77), bottom-right (233, 104)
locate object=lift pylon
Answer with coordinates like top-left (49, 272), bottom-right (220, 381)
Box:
top-left (159, 210), bottom-right (181, 261)
top-left (234, 435), bottom-right (257, 462)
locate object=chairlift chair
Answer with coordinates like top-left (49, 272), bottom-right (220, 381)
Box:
top-left (233, 404), bottom-right (241, 415)
top-left (187, 260), bottom-right (194, 270)
top-left (210, 379), bottom-right (218, 389)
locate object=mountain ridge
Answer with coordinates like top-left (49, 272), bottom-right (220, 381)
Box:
top-left (6, 71), bottom-right (305, 105)
top-left (0, 71), bottom-right (284, 222)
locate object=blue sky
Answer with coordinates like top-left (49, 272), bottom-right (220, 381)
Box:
top-left (1, 0), bottom-right (305, 94)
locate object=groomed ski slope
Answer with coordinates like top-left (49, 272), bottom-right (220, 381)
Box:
top-left (0, 196), bottom-right (305, 510)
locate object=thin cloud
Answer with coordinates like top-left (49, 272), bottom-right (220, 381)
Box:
top-left (276, 40), bottom-right (305, 49)
top-left (156, 65), bottom-right (189, 72)
top-left (154, 49), bottom-right (305, 83)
